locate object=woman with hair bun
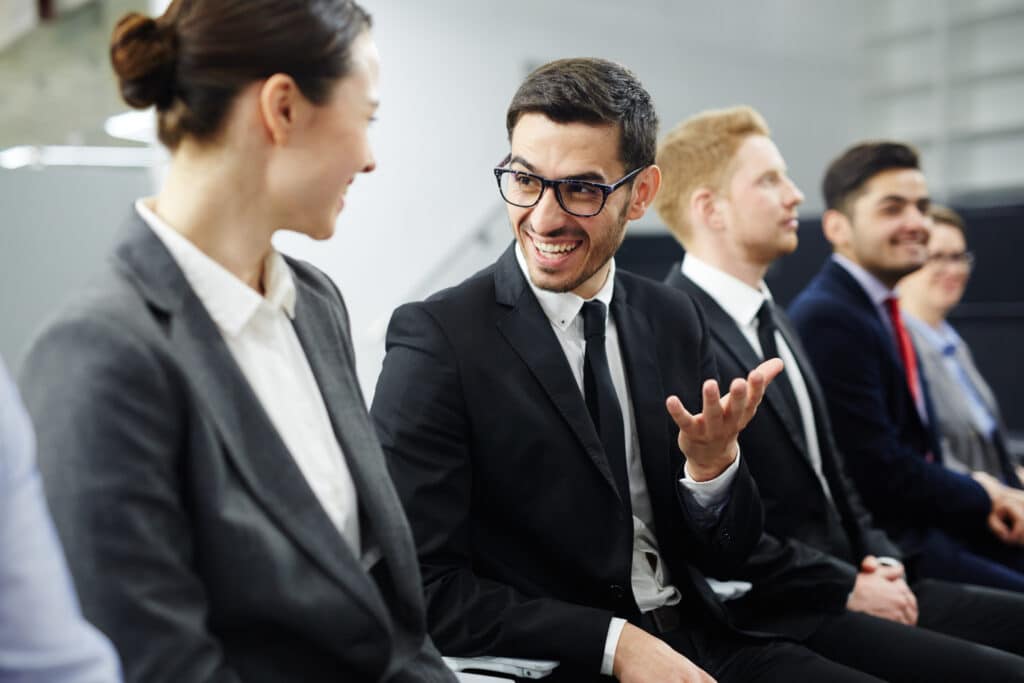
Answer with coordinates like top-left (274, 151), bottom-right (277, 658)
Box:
top-left (17, 2), bottom-right (457, 682)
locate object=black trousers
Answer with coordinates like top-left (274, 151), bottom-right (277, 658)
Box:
top-left (651, 577), bottom-right (1024, 683)
top-left (667, 594), bottom-right (1024, 683)
top-left (543, 578), bottom-right (1024, 682)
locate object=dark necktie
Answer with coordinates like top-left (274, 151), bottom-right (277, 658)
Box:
top-left (756, 301), bottom-right (803, 432)
top-left (581, 301), bottom-right (631, 507)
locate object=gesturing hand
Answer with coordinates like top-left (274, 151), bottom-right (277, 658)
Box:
top-left (665, 358), bottom-right (784, 482)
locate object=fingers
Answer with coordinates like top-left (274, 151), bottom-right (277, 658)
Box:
top-left (897, 581), bottom-right (918, 625)
top-left (860, 555), bottom-right (879, 573)
top-left (665, 395), bottom-right (696, 432)
top-left (988, 510), bottom-right (1013, 543)
top-left (701, 379), bottom-right (724, 424)
top-left (755, 357), bottom-right (784, 384)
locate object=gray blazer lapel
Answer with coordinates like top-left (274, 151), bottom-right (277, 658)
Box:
top-left (114, 215), bottom-right (389, 625)
top-left (493, 245), bottom-right (623, 503)
top-left (288, 272), bottom-right (424, 614)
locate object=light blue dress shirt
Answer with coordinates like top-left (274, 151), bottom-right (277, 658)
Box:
top-left (0, 360), bottom-right (121, 682)
top-left (904, 316), bottom-right (997, 438)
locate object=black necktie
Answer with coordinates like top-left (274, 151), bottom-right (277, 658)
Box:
top-left (756, 301), bottom-right (803, 431)
top-left (581, 301), bottom-right (631, 508)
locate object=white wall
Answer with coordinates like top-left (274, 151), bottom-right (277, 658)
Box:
top-left (0, 166), bottom-right (153, 371)
top-left (0, 0), bottom-right (868, 393)
top-left (272, 0), bottom-right (867, 393)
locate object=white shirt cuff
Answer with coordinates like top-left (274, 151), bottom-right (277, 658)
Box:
top-left (680, 449), bottom-right (741, 509)
top-left (602, 617), bottom-right (627, 676)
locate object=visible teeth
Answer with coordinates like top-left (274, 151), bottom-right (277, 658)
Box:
top-left (535, 241), bottom-right (578, 254)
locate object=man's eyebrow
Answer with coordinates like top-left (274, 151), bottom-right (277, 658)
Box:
top-left (508, 156), bottom-right (537, 173)
top-left (507, 156), bottom-right (606, 182)
top-left (876, 194), bottom-right (909, 204)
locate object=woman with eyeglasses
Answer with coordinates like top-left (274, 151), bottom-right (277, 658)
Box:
top-left (899, 204), bottom-right (1023, 489)
top-left (17, 1), bottom-right (455, 681)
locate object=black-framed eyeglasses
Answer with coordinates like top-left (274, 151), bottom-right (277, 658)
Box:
top-left (926, 251), bottom-right (975, 269)
top-left (493, 155), bottom-right (645, 218)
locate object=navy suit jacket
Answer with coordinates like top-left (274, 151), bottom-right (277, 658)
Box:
top-left (787, 258), bottom-right (990, 548)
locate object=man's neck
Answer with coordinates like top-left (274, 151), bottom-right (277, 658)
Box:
top-left (686, 247), bottom-right (767, 290)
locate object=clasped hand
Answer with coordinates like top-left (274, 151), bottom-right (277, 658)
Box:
top-left (665, 358), bottom-right (784, 482)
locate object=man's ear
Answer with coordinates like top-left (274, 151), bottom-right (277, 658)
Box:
top-left (822, 208), bottom-right (850, 248)
top-left (625, 165), bottom-right (662, 220)
top-left (691, 186), bottom-right (724, 232)
top-left (258, 73), bottom-right (303, 146)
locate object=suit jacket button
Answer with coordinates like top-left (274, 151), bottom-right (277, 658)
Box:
top-left (609, 584), bottom-right (626, 601)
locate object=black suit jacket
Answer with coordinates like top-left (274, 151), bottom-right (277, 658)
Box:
top-left (666, 266), bottom-right (901, 569)
top-left (372, 245), bottom-right (858, 677)
top-left (19, 214), bottom-right (453, 683)
top-left (787, 259), bottom-right (991, 547)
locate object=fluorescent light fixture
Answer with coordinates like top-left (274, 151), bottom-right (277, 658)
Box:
top-left (0, 145), bottom-right (166, 169)
top-left (104, 110), bottom-right (158, 144)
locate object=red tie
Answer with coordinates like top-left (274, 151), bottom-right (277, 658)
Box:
top-left (885, 296), bottom-right (921, 404)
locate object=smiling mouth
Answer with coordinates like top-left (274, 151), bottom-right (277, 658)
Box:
top-left (528, 233), bottom-right (583, 260)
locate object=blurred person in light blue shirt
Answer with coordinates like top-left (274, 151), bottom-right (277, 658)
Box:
top-left (0, 358), bottom-right (120, 682)
top-left (899, 204), bottom-right (1022, 489)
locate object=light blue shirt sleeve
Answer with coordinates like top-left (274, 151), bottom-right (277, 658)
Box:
top-left (0, 361), bottom-right (121, 682)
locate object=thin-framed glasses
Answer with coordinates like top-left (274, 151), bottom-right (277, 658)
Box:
top-left (926, 251), bottom-right (975, 269)
top-left (493, 155), bottom-right (645, 218)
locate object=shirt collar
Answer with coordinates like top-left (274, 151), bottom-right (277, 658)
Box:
top-left (514, 241), bottom-right (615, 331)
top-left (681, 253), bottom-right (769, 328)
top-left (831, 253), bottom-right (894, 307)
top-left (904, 313), bottom-right (960, 353)
top-left (135, 199), bottom-right (296, 336)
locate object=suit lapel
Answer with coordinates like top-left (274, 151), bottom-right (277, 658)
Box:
top-left (289, 275), bottom-right (421, 613)
top-left (824, 261), bottom-right (929, 434)
top-left (493, 245), bottom-right (623, 503)
top-left (114, 215), bottom-right (389, 625)
top-left (610, 281), bottom-right (674, 501)
top-left (666, 267), bottom-right (808, 458)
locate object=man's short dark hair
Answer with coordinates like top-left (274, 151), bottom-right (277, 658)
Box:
top-left (822, 141), bottom-right (920, 214)
top-left (505, 57), bottom-right (658, 172)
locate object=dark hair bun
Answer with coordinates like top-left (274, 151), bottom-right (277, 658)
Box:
top-left (110, 12), bottom-right (177, 109)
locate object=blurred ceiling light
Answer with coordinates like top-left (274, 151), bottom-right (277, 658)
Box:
top-left (104, 109), bottom-right (158, 144)
top-left (0, 145), bottom-right (165, 169)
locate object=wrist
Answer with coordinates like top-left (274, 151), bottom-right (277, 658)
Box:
top-left (685, 443), bottom-right (738, 482)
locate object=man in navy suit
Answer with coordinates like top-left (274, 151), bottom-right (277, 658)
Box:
top-left (656, 105), bottom-right (1024, 674)
top-left (788, 140), bottom-right (1024, 592)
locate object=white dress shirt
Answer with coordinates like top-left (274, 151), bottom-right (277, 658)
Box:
top-left (515, 247), bottom-right (740, 674)
top-left (136, 199), bottom-right (361, 553)
top-left (682, 255), bottom-right (833, 500)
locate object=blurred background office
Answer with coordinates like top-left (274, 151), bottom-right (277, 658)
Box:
top-left (2, 0), bottom-right (1022, 452)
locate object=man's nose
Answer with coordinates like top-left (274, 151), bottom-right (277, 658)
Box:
top-left (528, 186), bottom-right (569, 234)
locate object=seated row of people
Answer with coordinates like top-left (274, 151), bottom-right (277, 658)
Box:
top-left (7, 0), bottom-right (1024, 681)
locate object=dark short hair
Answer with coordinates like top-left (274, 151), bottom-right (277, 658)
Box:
top-left (929, 204), bottom-right (966, 232)
top-left (822, 141), bottom-right (920, 214)
top-left (110, 0), bottom-right (372, 149)
top-left (505, 58), bottom-right (658, 171)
